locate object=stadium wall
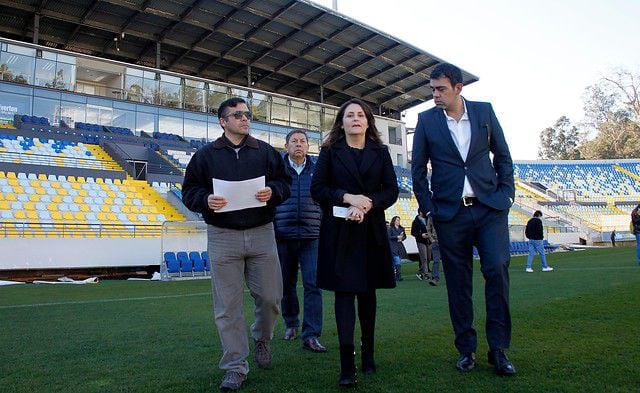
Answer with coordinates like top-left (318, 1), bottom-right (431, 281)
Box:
top-left (0, 238), bottom-right (160, 270)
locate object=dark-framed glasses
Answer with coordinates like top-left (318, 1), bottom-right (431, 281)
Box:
top-left (224, 111), bottom-right (252, 120)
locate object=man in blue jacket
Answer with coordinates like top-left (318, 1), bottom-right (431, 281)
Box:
top-left (182, 97), bottom-right (291, 392)
top-left (274, 130), bottom-right (326, 353)
top-left (411, 63), bottom-right (516, 376)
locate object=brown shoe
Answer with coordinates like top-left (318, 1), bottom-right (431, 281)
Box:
top-left (283, 327), bottom-right (298, 340)
top-left (219, 371), bottom-right (246, 392)
top-left (254, 339), bottom-right (272, 369)
top-left (303, 337), bottom-right (327, 353)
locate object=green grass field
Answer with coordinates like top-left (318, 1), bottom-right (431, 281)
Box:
top-left (1, 248), bottom-right (639, 393)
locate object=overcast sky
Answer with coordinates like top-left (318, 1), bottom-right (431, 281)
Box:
top-left (311, 0), bottom-right (640, 160)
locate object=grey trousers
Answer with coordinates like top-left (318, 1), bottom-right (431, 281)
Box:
top-left (417, 242), bottom-right (429, 275)
top-left (207, 222), bottom-right (283, 375)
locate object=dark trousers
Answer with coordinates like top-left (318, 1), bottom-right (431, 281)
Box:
top-left (277, 239), bottom-right (322, 340)
top-left (334, 290), bottom-right (376, 348)
top-left (433, 203), bottom-right (511, 354)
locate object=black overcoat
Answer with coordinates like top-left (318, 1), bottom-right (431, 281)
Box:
top-left (310, 137), bottom-right (399, 292)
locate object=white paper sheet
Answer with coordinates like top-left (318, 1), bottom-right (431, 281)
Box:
top-left (213, 176), bottom-right (266, 213)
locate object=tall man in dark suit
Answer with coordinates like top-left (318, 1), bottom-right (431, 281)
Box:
top-left (411, 63), bottom-right (516, 376)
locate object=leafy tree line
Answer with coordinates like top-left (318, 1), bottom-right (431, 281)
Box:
top-left (538, 69), bottom-right (640, 159)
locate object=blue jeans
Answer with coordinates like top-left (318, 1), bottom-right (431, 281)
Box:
top-left (526, 240), bottom-right (548, 269)
top-left (636, 234), bottom-right (640, 265)
top-left (392, 255), bottom-right (401, 266)
top-left (431, 242), bottom-right (441, 281)
top-left (277, 239), bottom-right (322, 341)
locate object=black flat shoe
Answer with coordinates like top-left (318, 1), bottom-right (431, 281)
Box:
top-left (338, 373), bottom-right (358, 387)
top-left (455, 352), bottom-right (476, 372)
top-left (488, 349), bottom-right (516, 376)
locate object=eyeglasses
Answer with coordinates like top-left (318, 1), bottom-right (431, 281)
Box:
top-left (223, 111), bottom-right (252, 120)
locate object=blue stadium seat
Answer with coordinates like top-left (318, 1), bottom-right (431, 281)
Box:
top-left (177, 251), bottom-right (192, 275)
top-left (201, 251), bottom-right (210, 271)
top-left (164, 252), bottom-right (179, 274)
top-left (190, 251), bottom-right (205, 273)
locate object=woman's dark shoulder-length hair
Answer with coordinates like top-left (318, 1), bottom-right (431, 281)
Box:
top-left (322, 98), bottom-right (384, 148)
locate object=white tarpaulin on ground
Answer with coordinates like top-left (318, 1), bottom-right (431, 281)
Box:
top-left (0, 280), bottom-right (26, 286)
top-left (33, 277), bottom-right (99, 285)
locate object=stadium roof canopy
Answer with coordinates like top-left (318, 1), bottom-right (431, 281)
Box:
top-left (0, 0), bottom-right (478, 113)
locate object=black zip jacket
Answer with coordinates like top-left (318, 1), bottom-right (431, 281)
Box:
top-left (181, 134), bottom-right (291, 230)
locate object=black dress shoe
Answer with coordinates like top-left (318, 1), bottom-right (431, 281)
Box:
top-left (283, 327), bottom-right (298, 340)
top-left (455, 353), bottom-right (476, 372)
top-left (488, 349), bottom-right (516, 376)
top-left (303, 337), bottom-right (327, 353)
top-left (338, 373), bottom-right (358, 387)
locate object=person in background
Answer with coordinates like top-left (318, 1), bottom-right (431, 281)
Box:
top-left (411, 209), bottom-right (431, 280)
top-left (610, 229), bottom-right (616, 247)
top-left (388, 216), bottom-right (407, 282)
top-left (181, 97), bottom-right (291, 392)
top-left (525, 210), bottom-right (554, 273)
top-left (425, 214), bottom-right (442, 286)
top-left (274, 130), bottom-right (326, 353)
top-left (311, 98), bottom-right (398, 387)
top-left (631, 204), bottom-right (640, 265)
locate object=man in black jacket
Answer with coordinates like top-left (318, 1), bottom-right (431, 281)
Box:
top-left (411, 209), bottom-right (430, 280)
top-left (181, 97), bottom-right (291, 392)
top-left (525, 210), bottom-right (553, 273)
top-left (274, 130), bottom-right (326, 353)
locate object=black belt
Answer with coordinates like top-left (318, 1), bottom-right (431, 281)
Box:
top-left (461, 196), bottom-right (478, 207)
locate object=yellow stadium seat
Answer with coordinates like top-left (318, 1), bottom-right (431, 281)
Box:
top-left (5, 193), bottom-right (17, 202)
top-left (74, 196), bottom-right (84, 204)
top-left (27, 211), bottom-right (38, 220)
top-left (97, 212), bottom-right (108, 221)
top-left (77, 176), bottom-right (85, 183)
top-left (96, 178), bottom-right (104, 184)
top-left (29, 194), bottom-right (40, 202)
top-left (38, 174), bottom-right (47, 181)
top-left (7, 172), bottom-right (16, 179)
top-left (24, 202), bottom-right (35, 211)
top-left (51, 181), bottom-right (61, 189)
top-left (51, 195), bottom-right (62, 203)
top-left (100, 205), bottom-right (110, 213)
top-left (63, 212), bottom-right (74, 221)
top-left (14, 210), bottom-right (26, 220)
top-left (47, 203), bottom-right (58, 211)
top-left (80, 204), bottom-right (90, 213)
top-left (35, 187), bottom-right (45, 195)
top-left (0, 201), bottom-right (9, 210)
top-left (121, 205), bottom-right (131, 213)
top-left (74, 212), bottom-right (85, 221)
top-left (104, 197), bottom-right (113, 205)
top-left (67, 176), bottom-right (76, 183)
top-left (78, 189), bottom-right (88, 197)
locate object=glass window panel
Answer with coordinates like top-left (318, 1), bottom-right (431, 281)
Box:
top-left (60, 100), bottom-right (86, 127)
top-left (270, 131), bottom-right (286, 151)
top-left (183, 84), bottom-right (204, 112)
top-left (307, 132), bottom-right (321, 154)
top-left (57, 54), bottom-right (76, 65)
top-left (271, 97), bottom-right (289, 126)
top-left (231, 87), bottom-right (249, 100)
top-left (208, 117), bottom-right (223, 141)
top-left (308, 104), bottom-right (321, 132)
top-left (159, 114), bottom-right (183, 136)
top-left (0, 91), bottom-right (31, 122)
top-left (142, 76), bottom-right (159, 105)
top-left (158, 79), bottom-right (181, 108)
top-left (206, 84), bottom-right (229, 115)
top-left (136, 112), bottom-right (155, 135)
top-left (125, 74), bottom-right (144, 102)
top-left (250, 93), bottom-right (270, 123)
top-left (113, 108), bottom-right (135, 133)
top-left (33, 97), bottom-right (60, 126)
top-left (86, 103), bottom-right (112, 126)
top-left (54, 62), bottom-right (75, 91)
top-left (41, 50), bottom-right (56, 61)
top-left (290, 102), bottom-right (307, 129)
top-left (251, 126), bottom-right (269, 143)
top-left (6, 44), bottom-right (35, 56)
top-left (184, 118), bottom-right (207, 141)
top-left (35, 57), bottom-right (56, 87)
top-left (322, 107), bottom-right (336, 132)
top-left (0, 52), bottom-right (34, 84)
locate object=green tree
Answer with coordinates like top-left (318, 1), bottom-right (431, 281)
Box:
top-left (538, 116), bottom-right (583, 159)
top-left (579, 69), bottom-right (640, 159)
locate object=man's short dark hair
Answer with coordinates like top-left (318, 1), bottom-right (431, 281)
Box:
top-left (534, 210), bottom-right (543, 218)
top-left (430, 63), bottom-right (463, 87)
top-left (285, 129), bottom-right (308, 144)
top-left (218, 97), bottom-right (247, 119)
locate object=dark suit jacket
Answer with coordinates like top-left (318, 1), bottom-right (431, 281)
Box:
top-left (311, 137), bottom-right (399, 292)
top-left (411, 100), bottom-right (515, 222)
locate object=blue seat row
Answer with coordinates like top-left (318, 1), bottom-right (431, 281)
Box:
top-left (75, 122), bottom-right (104, 132)
top-left (164, 251), bottom-right (210, 276)
top-left (21, 115), bottom-right (50, 126)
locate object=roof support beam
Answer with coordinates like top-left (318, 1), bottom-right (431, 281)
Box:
top-left (64, 0), bottom-right (101, 49)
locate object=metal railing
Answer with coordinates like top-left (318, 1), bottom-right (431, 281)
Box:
top-left (0, 221), bottom-right (162, 238)
top-left (0, 150), bottom-right (122, 171)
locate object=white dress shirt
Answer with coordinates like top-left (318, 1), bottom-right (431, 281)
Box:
top-left (444, 100), bottom-right (475, 198)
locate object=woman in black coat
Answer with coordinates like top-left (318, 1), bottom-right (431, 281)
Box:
top-left (388, 216), bottom-right (407, 281)
top-left (311, 98), bottom-right (399, 387)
